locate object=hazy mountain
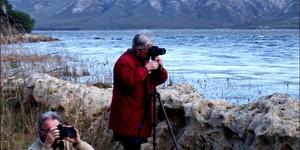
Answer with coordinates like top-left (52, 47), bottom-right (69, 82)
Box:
top-left (10, 0), bottom-right (299, 29)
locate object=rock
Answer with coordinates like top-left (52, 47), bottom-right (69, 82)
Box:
top-left (1, 33), bottom-right (59, 44)
top-left (19, 34), bottom-right (59, 43)
top-left (170, 93), bottom-right (299, 150)
top-left (2, 73), bottom-right (299, 150)
top-left (94, 36), bottom-right (104, 40)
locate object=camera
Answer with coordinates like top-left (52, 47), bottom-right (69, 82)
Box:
top-left (148, 46), bottom-right (166, 59)
top-left (57, 124), bottom-right (77, 138)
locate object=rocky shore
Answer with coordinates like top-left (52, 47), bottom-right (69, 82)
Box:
top-left (0, 33), bottom-right (59, 44)
top-left (2, 73), bottom-right (299, 150)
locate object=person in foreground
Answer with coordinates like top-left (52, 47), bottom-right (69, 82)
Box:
top-left (28, 111), bottom-right (94, 150)
top-left (108, 31), bottom-right (168, 150)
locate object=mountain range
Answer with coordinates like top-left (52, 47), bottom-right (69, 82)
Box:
top-left (10, 0), bottom-right (299, 29)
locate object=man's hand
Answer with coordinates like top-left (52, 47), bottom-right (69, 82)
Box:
top-left (145, 60), bottom-right (159, 71)
top-left (154, 56), bottom-right (164, 66)
top-left (65, 127), bottom-right (81, 145)
top-left (43, 127), bottom-right (60, 148)
top-left (145, 56), bottom-right (163, 72)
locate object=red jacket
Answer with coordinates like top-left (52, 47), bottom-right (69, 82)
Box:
top-left (108, 50), bottom-right (168, 138)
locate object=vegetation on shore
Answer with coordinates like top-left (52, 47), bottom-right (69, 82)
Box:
top-left (1, 41), bottom-right (113, 149)
top-left (0, 5), bottom-right (109, 149)
top-left (0, 8), bottom-right (108, 146)
top-left (0, 0), bottom-right (36, 148)
top-left (0, 0), bottom-right (35, 34)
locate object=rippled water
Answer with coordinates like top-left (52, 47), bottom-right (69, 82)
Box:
top-left (24, 29), bottom-right (299, 104)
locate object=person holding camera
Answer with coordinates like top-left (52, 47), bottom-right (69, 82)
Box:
top-left (28, 111), bottom-right (94, 150)
top-left (108, 31), bottom-right (168, 150)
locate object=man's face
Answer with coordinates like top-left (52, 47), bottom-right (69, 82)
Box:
top-left (136, 48), bottom-right (150, 60)
top-left (41, 118), bottom-right (60, 140)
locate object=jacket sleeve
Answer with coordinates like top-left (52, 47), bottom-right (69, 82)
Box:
top-left (27, 140), bottom-right (52, 150)
top-left (150, 67), bottom-right (168, 86)
top-left (114, 57), bottom-right (149, 88)
top-left (74, 140), bottom-right (94, 150)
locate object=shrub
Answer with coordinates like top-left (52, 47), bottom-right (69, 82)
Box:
top-left (0, 0), bottom-right (35, 33)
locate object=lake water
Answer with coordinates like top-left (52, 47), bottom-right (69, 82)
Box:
top-left (24, 29), bottom-right (299, 104)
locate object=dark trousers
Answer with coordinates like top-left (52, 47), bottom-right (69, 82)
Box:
top-left (113, 132), bottom-right (147, 150)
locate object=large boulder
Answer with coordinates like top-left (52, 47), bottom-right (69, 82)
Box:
top-left (2, 73), bottom-right (299, 150)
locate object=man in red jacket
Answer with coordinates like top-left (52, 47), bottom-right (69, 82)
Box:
top-left (108, 32), bottom-right (168, 150)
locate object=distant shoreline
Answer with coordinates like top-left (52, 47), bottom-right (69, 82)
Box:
top-left (32, 28), bottom-right (300, 31)
top-left (33, 26), bottom-right (300, 31)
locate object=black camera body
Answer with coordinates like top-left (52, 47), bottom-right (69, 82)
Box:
top-left (57, 124), bottom-right (77, 138)
top-left (148, 46), bottom-right (166, 60)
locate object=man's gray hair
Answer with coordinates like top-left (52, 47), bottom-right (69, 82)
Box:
top-left (132, 31), bottom-right (155, 50)
top-left (38, 111), bottom-right (63, 137)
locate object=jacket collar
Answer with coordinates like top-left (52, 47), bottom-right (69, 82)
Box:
top-left (127, 49), bottom-right (148, 65)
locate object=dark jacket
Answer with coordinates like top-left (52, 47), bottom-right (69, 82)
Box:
top-left (108, 50), bottom-right (168, 138)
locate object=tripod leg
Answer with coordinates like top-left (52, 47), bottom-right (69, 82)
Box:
top-left (153, 94), bottom-right (156, 150)
top-left (155, 92), bottom-right (180, 150)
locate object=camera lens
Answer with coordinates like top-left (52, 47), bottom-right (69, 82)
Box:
top-left (149, 46), bottom-right (166, 57)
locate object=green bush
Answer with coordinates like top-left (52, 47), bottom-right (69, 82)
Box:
top-left (9, 10), bottom-right (35, 33)
top-left (0, 0), bottom-right (35, 33)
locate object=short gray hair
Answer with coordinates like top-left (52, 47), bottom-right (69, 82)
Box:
top-left (132, 31), bottom-right (155, 50)
top-left (38, 111), bottom-right (63, 138)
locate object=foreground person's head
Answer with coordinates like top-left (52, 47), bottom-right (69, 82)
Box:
top-left (38, 111), bottom-right (62, 142)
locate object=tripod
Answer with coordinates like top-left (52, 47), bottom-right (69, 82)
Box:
top-left (152, 91), bottom-right (180, 150)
